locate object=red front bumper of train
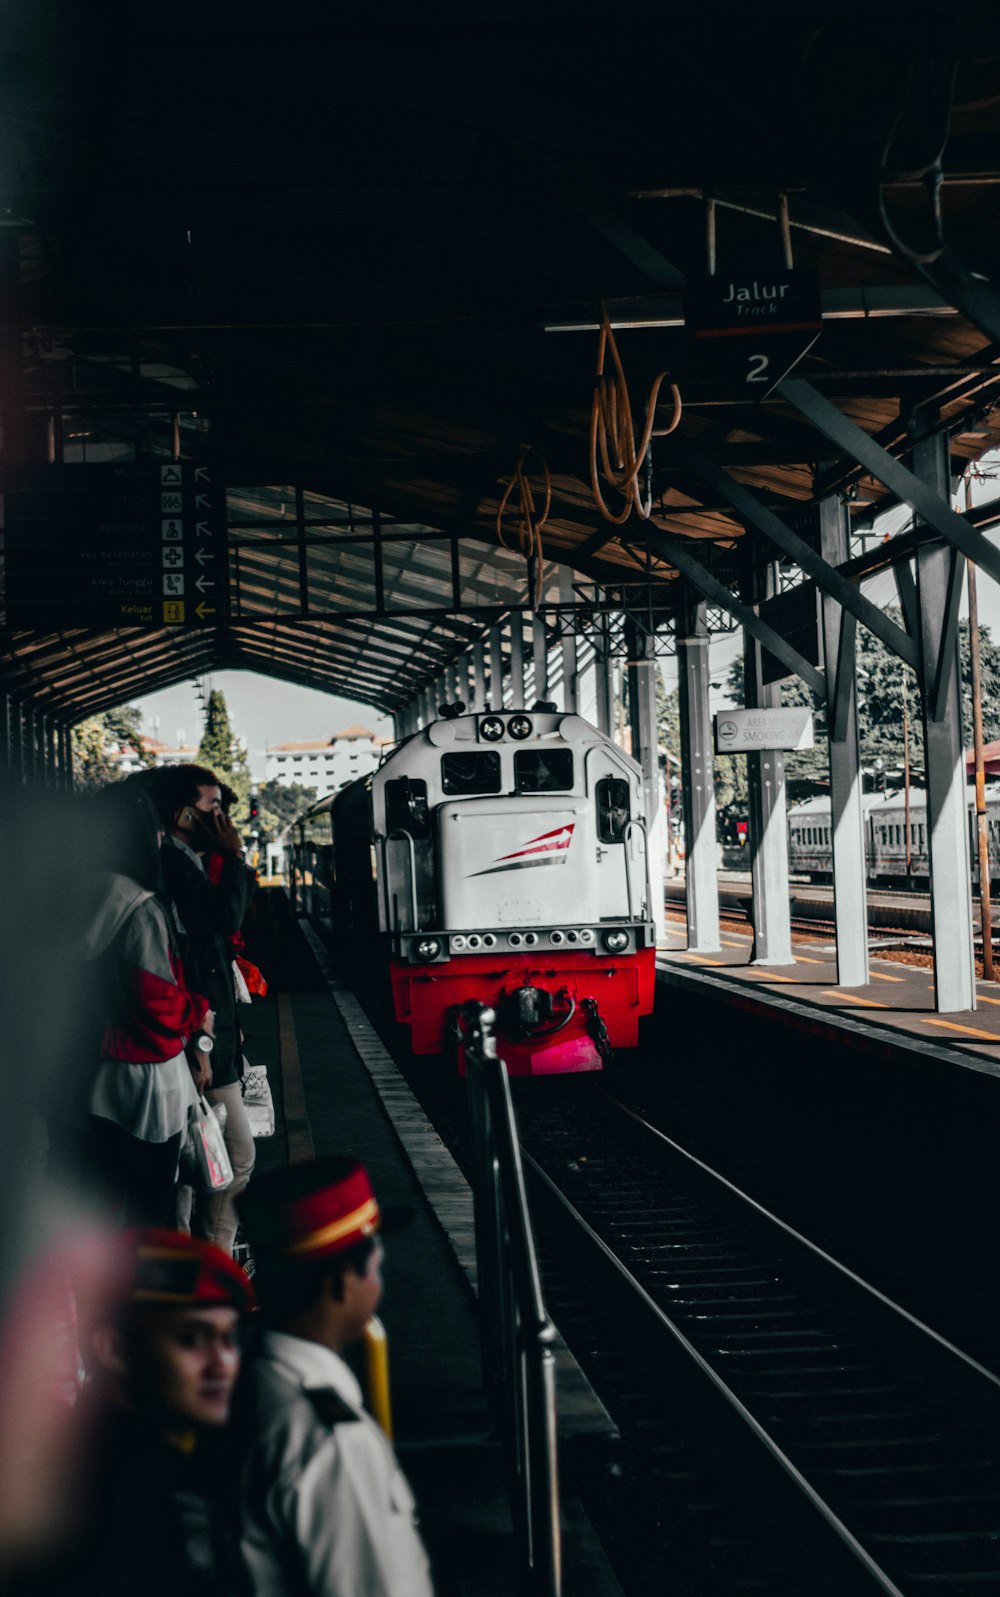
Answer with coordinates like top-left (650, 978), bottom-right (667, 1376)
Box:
top-left (388, 947), bottom-right (656, 1076)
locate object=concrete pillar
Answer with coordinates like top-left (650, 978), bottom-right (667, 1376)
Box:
top-left (678, 596), bottom-right (721, 951)
top-left (63, 720), bottom-right (75, 790)
top-left (913, 423), bottom-right (976, 1012)
top-left (626, 621), bottom-right (667, 942)
top-left (532, 615), bottom-right (549, 705)
top-left (488, 626), bottom-right (504, 709)
top-left (743, 552), bottom-right (793, 965)
top-left (509, 617), bottom-right (526, 709)
top-left (819, 496), bottom-right (869, 986)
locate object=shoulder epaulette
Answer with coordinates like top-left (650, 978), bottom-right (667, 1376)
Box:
top-left (307, 1388), bottom-right (362, 1426)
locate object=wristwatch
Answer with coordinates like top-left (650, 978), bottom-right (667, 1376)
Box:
top-left (193, 1032), bottom-right (214, 1054)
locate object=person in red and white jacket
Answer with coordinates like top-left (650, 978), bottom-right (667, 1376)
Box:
top-left (83, 781), bottom-right (212, 1226)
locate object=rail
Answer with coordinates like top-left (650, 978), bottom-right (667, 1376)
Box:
top-left (460, 1001), bottom-right (562, 1597)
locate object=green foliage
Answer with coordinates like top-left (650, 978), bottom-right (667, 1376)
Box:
top-left (197, 689), bottom-right (252, 822)
top-left (256, 779), bottom-right (320, 835)
top-left (723, 610), bottom-right (1000, 786)
top-left (71, 703), bottom-right (154, 790)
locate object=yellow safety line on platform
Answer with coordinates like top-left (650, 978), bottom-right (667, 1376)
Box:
top-left (787, 953), bottom-right (829, 966)
top-left (869, 970), bottom-right (906, 983)
top-left (820, 990), bottom-right (889, 1008)
top-left (920, 1016), bottom-right (1000, 1042)
top-left (278, 992), bottom-right (315, 1162)
top-left (976, 992), bottom-right (1000, 1007)
top-left (721, 939), bottom-right (749, 949)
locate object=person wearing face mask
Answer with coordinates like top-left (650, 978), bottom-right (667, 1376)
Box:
top-left (142, 766), bottom-right (257, 1253)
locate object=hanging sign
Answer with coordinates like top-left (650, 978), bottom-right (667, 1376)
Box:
top-left (2, 461), bottom-right (226, 631)
top-left (685, 268), bottom-right (822, 396)
top-left (714, 707), bottom-right (814, 753)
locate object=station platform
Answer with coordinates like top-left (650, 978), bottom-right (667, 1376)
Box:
top-left (240, 892), bottom-right (623, 1597)
top-left (659, 914), bottom-right (1000, 1077)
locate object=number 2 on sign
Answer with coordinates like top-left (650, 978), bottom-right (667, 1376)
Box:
top-left (747, 353), bottom-right (769, 383)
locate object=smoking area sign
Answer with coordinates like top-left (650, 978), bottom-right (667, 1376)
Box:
top-left (714, 707), bottom-right (814, 753)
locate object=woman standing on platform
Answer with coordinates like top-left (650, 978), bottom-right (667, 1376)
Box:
top-left (83, 781), bottom-right (211, 1226)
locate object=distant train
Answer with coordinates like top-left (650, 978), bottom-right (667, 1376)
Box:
top-left (288, 710), bottom-right (657, 1075)
top-left (722, 788), bottom-right (1000, 883)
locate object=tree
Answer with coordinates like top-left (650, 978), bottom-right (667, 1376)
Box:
top-left (256, 779), bottom-right (320, 835)
top-left (197, 689), bottom-right (252, 822)
top-left (71, 703), bottom-right (154, 790)
top-left (724, 609), bottom-right (1000, 787)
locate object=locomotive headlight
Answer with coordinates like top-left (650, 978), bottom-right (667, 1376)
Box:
top-left (415, 937), bottom-right (442, 961)
top-left (480, 715), bottom-right (505, 742)
top-left (451, 935), bottom-right (468, 951)
top-left (507, 714), bottom-right (533, 740)
top-left (602, 929), bottom-right (630, 953)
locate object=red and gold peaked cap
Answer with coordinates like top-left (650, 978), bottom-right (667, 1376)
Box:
top-left (238, 1156), bottom-right (381, 1261)
top-left (121, 1228), bottom-right (254, 1311)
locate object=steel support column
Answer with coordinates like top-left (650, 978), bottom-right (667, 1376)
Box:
top-left (913, 424), bottom-right (976, 1012)
top-left (743, 554), bottom-right (793, 965)
top-left (488, 626), bottom-right (504, 710)
top-left (508, 618), bottom-right (526, 710)
top-left (819, 497), bottom-right (869, 986)
top-left (626, 621), bottom-right (666, 942)
top-left (560, 570), bottom-right (579, 713)
top-left (453, 654), bottom-right (470, 710)
top-left (472, 641), bottom-right (488, 711)
top-left (678, 597), bottom-right (720, 951)
top-left (532, 616), bottom-right (549, 705)
top-left (594, 622), bottom-right (616, 738)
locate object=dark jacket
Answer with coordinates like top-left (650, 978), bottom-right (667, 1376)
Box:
top-left (161, 835), bottom-right (255, 1087)
top-left (11, 1404), bottom-right (249, 1597)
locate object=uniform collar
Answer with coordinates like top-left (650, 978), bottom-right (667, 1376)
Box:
top-left (261, 1328), bottom-right (363, 1409)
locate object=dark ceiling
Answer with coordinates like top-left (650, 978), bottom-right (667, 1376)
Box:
top-left (5, 0), bottom-right (1000, 717)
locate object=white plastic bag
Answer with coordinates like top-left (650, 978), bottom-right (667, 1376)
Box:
top-left (186, 1095), bottom-right (235, 1191)
top-left (241, 1059), bottom-right (275, 1138)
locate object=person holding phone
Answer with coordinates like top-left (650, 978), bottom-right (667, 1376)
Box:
top-left (143, 766), bottom-right (257, 1254)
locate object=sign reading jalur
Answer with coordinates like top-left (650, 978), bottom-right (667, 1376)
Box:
top-left (2, 461), bottom-right (226, 630)
top-left (685, 268), bottom-right (822, 395)
top-left (714, 707), bottom-right (814, 753)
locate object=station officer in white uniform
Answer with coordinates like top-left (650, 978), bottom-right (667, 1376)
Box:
top-left (236, 1156), bottom-right (434, 1597)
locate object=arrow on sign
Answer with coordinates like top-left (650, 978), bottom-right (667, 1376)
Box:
top-left (195, 521), bottom-right (211, 538)
top-left (195, 493), bottom-right (211, 509)
top-left (194, 546), bottom-right (214, 565)
top-left (194, 466), bottom-right (211, 482)
top-left (195, 575), bottom-right (215, 593)
top-left (196, 601), bottom-right (217, 620)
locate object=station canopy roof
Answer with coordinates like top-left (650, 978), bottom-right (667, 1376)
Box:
top-left (4, 2), bottom-right (1000, 718)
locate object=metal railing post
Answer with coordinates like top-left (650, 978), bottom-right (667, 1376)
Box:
top-left (462, 1003), bottom-right (562, 1597)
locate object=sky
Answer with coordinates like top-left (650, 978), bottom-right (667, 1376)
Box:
top-left (135, 672), bottom-right (394, 780)
top-left (135, 457), bottom-right (1000, 773)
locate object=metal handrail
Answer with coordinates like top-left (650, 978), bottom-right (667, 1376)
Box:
top-left (380, 828), bottom-right (420, 937)
top-left (461, 1003), bottom-right (562, 1597)
top-left (623, 815), bottom-right (651, 923)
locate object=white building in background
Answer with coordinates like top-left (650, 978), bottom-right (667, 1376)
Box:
top-left (265, 725), bottom-right (391, 792)
top-left (112, 737), bottom-right (201, 774)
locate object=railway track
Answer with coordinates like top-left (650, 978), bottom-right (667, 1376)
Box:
top-left (514, 1086), bottom-right (1000, 1596)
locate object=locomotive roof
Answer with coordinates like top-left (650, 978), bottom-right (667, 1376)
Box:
top-left (4, 6), bottom-right (1000, 720)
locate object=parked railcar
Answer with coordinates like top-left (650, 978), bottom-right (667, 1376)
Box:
top-left (288, 709), bottom-right (657, 1075)
top-left (785, 788), bottom-right (1000, 883)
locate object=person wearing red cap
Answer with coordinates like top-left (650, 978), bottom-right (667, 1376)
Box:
top-left (12, 1230), bottom-right (254, 1597)
top-left (236, 1156), bottom-right (434, 1597)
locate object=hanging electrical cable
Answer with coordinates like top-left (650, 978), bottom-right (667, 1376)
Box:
top-left (588, 313), bottom-right (682, 526)
top-left (496, 445), bottom-right (551, 607)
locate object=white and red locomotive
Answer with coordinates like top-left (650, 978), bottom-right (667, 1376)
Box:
top-left (289, 708), bottom-right (656, 1076)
